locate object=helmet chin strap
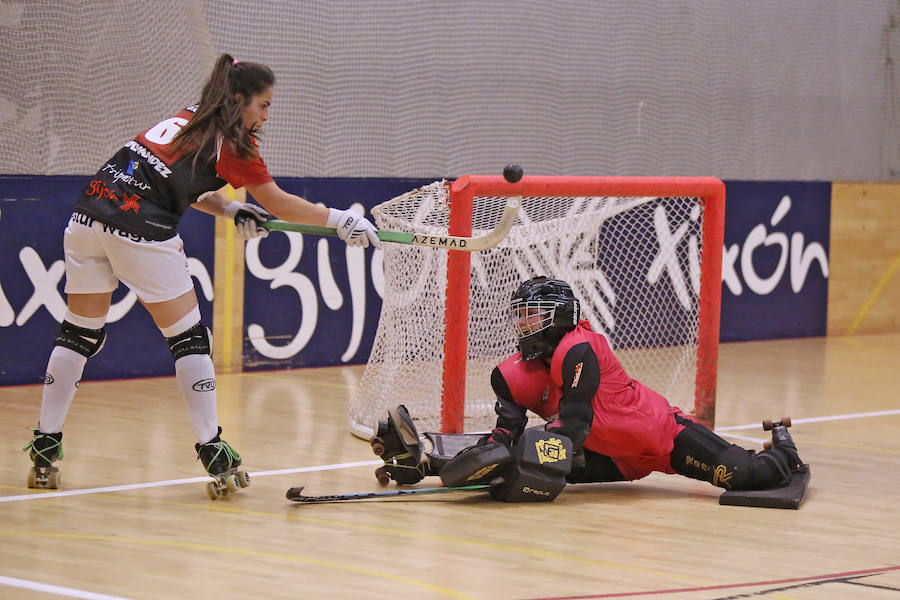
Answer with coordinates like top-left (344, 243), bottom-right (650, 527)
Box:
top-left (519, 327), bottom-right (566, 362)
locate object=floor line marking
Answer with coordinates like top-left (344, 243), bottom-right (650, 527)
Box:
top-left (4, 409), bottom-right (898, 504)
top-left (0, 460), bottom-right (381, 503)
top-left (0, 575), bottom-right (131, 600)
top-left (714, 409), bottom-right (900, 431)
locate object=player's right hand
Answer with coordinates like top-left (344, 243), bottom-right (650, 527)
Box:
top-left (225, 202), bottom-right (271, 240)
top-left (327, 208), bottom-right (382, 249)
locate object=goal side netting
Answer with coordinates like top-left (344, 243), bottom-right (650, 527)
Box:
top-left (350, 176), bottom-right (724, 438)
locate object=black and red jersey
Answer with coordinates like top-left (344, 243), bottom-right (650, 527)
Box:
top-left (73, 106), bottom-right (273, 240)
top-left (493, 321), bottom-right (688, 480)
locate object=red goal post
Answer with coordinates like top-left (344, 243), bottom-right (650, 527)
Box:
top-left (350, 175), bottom-right (725, 439)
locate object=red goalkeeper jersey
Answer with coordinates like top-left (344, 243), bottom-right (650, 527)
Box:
top-left (495, 321), bottom-right (688, 480)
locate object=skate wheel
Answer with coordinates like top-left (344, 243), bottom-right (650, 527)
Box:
top-left (762, 419), bottom-right (774, 431)
top-left (781, 416), bottom-right (792, 428)
top-left (224, 474), bottom-right (240, 493)
top-left (763, 441), bottom-right (773, 450)
top-left (47, 468), bottom-right (60, 489)
top-left (206, 481), bottom-right (221, 500)
top-left (375, 466), bottom-right (391, 487)
top-left (370, 437), bottom-right (386, 456)
top-left (27, 467), bottom-right (37, 489)
top-left (237, 471), bottom-right (251, 488)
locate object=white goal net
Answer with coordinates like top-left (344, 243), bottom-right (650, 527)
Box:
top-left (349, 176), bottom-right (724, 438)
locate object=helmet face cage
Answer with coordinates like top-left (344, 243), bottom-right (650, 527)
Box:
top-left (509, 300), bottom-right (560, 339)
top-left (508, 277), bottom-right (581, 360)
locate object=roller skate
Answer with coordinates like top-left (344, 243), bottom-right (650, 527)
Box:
top-left (195, 427), bottom-right (250, 500)
top-left (370, 405), bottom-right (430, 486)
top-left (762, 417), bottom-right (805, 472)
top-left (23, 429), bottom-right (63, 489)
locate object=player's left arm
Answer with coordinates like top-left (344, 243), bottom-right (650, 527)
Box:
top-left (485, 366), bottom-right (528, 447)
top-left (548, 342), bottom-right (600, 452)
top-left (192, 190), bottom-right (272, 239)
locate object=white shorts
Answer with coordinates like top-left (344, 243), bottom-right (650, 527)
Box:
top-left (63, 212), bottom-right (194, 304)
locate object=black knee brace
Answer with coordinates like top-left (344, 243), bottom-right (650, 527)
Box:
top-left (166, 323), bottom-right (212, 360)
top-left (566, 449), bottom-right (626, 484)
top-left (55, 320), bottom-right (106, 358)
top-left (671, 417), bottom-right (793, 490)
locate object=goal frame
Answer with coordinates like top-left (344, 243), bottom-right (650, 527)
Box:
top-left (440, 175), bottom-right (725, 432)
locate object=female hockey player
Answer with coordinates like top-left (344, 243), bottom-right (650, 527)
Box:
top-left (24, 53), bottom-right (380, 496)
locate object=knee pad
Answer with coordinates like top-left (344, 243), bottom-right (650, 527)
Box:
top-left (55, 320), bottom-right (106, 358)
top-left (166, 323), bottom-right (212, 360)
top-left (670, 418), bottom-right (732, 481)
top-left (670, 418), bottom-right (793, 489)
top-left (685, 444), bottom-right (793, 491)
top-left (566, 449), bottom-right (626, 484)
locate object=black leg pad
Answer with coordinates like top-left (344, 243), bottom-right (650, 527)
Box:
top-left (719, 465), bottom-right (811, 509)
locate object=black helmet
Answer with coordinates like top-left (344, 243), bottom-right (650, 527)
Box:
top-left (509, 276), bottom-right (580, 360)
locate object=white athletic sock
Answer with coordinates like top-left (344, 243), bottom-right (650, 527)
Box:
top-left (174, 353), bottom-right (219, 444)
top-left (39, 346), bottom-right (88, 433)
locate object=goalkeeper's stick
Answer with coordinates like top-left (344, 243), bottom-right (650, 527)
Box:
top-left (262, 195), bottom-right (520, 251)
top-left (285, 484), bottom-right (491, 504)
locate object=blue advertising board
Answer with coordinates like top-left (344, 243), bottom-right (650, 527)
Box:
top-left (241, 177), bottom-right (428, 370)
top-left (0, 175), bottom-right (215, 385)
top-left (0, 175), bottom-right (428, 385)
top-left (720, 181), bottom-right (831, 341)
top-left (0, 175), bottom-right (832, 386)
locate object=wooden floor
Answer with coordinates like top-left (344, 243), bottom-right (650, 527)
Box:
top-left (1, 334), bottom-right (899, 600)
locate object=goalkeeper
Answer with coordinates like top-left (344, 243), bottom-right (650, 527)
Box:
top-left (371, 276), bottom-right (806, 501)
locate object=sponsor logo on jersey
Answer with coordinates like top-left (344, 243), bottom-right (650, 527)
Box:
top-left (118, 193), bottom-right (142, 214)
top-left (101, 162), bottom-right (151, 190)
top-left (85, 179), bottom-right (120, 203)
top-left (535, 437), bottom-right (567, 464)
top-left (571, 361), bottom-right (583, 388)
top-left (123, 140), bottom-right (172, 178)
top-left (85, 180), bottom-right (144, 215)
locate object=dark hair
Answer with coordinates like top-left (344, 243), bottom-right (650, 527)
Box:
top-left (172, 53), bottom-right (275, 162)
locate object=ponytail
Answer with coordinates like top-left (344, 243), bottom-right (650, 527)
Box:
top-left (172, 53), bottom-right (275, 162)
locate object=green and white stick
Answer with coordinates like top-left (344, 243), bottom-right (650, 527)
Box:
top-left (263, 195), bottom-right (520, 251)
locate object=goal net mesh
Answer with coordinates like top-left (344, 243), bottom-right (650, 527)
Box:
top-left (350, 181), bottom-right (709, 437)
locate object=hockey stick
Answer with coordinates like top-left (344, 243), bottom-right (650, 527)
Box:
top-left (262, 195), bottom-right (521, 251)
top-left (285, 484), bottom-right (491, 504)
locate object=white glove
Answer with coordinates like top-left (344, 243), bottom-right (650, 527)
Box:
top-left (224, 202), bottom-right (270, 240)
top-left (327, 208), bottom-right (382, 249)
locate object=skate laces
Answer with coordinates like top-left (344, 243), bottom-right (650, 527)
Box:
top-left (22, 429), bottom-right (64, 461)
top-left (197, 438), bottom-right (241, 471)
top-left (386, 452), bottom-right (427, 475)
